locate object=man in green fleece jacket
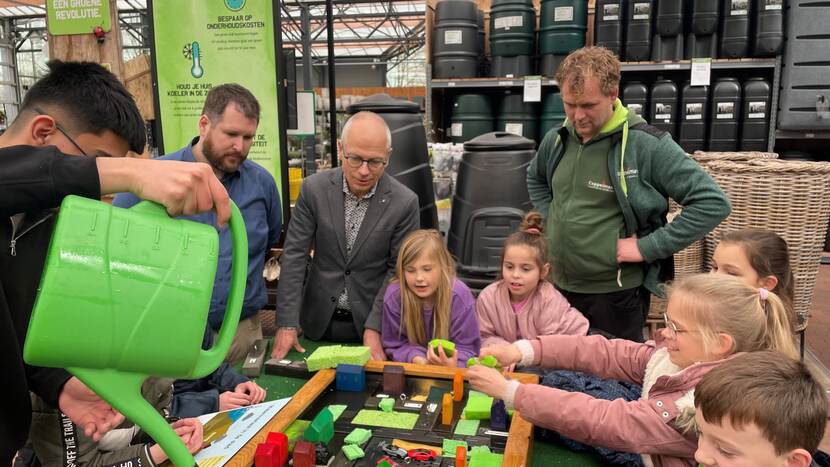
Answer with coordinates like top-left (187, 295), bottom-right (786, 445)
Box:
top-left (527, 47), bottom-right (730, 341)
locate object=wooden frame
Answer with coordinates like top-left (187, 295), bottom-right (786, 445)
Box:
top-left (225, 361), bottom-right (539, 467)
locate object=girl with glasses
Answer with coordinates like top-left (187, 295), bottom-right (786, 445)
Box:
top-left (466, 274), bottom-right (797, 467)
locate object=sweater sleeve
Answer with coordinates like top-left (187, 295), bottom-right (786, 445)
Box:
top-left (449, 280), bottom-right (482, 367)
top-left (0, 146), bottom-right (100, 217)
top-left (535, 287), bottom-right (589, 337)
top-left (526, 132), bottom-right (555, 217)
top-left (475, 283), bottom-right (514, 349)
top-left (170, 388), bottom-right (221, 419)
top-left (25, 365), bottom-right (72, 409)
top-left (381, 284), bottom-right (427, 363)
top-left (513, 383), bottom-right (695, 456)
top-left (636, 136), bottom-right (732, 263)
top-left (531, 334), bottom-right (655, 385)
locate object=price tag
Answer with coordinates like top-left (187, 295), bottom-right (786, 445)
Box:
top-left (691, 58), bottom-right (711, 86)
top-left (524, 75), bottom-right (542, 102)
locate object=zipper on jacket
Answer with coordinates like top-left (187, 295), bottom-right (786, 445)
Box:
top-left (8, 213), bottom-right (53, 257)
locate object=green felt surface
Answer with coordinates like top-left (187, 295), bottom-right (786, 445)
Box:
top-left (469, 451), bottom-right (504, 467)
top-left (249, 338), bottom-right (606, 467)
top-left (351, 409), bottom-right (419, 429)
top-left (442, 439), bottom-right (468, 457)
top-left (453, 419), bottom-right (480, 436)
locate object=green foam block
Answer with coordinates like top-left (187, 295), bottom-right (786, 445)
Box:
top-left (463, 394), bottom-right (494, 420)
top-left (351, 410), bottom-right (419, 429)
top-left (378, 398), bottom-right (395, 413)
top-left (442, 439), bottom-right (468, 457)
top-left (344, 428), bottom-right (372, 446)
top-left (327, 404), bottom-right (347, 421)
top-left (306, 345), bottom-right (371, 371)
top-left (342, 444), bottom-right (365, 461)
top-left (453, 419), bottom-right (480, 436)
top-left (470, 446), bottom-right (491, 455)
top-left (469, 452), bottom-right (504, 467)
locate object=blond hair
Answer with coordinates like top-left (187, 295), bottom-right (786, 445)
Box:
top-left (555, 46), bottom-right (621, 97)
top-left (668, 274), bottom-right (798, 359)
top-left (395, 230), bottom-right (455, 345)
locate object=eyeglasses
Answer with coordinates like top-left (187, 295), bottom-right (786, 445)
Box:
top-left (343, 154), bottom-right (388, 170)
top-left (663, 313), bottom-right (699, 340)
top-left (33, 107), bottom-right (88, 156)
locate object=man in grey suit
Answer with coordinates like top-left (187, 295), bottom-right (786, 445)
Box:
top-left (271, 111), bottom-right (420, 360)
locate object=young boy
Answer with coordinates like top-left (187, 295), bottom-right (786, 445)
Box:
top-left (694, 351), bottom-right (828, 467)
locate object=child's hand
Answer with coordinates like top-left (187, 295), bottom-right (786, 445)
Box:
top-left (219, 390), bottom-right (251, 411)
top-left (172, 418), bottom-right (204, 453)
top-left (481, 344), bottom-right (522, 368)
top-left (149, 418), bottom-right (204, 463)
top-left (234, 381), bottom-right (267, 405)
top-left (412, 355), bottom-right (428, 365)
top-left (427, 344), bottom-right (458, 368)
top-left (466, 365), bottom-right (510, 400)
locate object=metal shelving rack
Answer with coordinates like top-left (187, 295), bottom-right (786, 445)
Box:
top-left (426, 57), bottom-right (782, 151)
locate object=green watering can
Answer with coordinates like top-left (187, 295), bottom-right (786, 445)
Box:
top-left (24, 195), bottom-right (248, 466)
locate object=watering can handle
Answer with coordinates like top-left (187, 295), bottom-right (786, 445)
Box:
top-left (192, 200), bottom-right (248, 376)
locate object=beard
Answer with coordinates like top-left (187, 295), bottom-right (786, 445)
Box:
top-left (202, 135), bottom-right (246, 174)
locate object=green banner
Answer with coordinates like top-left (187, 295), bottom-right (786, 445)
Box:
top-left (46, 0), bottom-right (111, 36)
top-left (150, 0), bottom-right (284, 198)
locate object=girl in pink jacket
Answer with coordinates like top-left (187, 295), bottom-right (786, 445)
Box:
top-left (476, 212), bottom-right (588, 349)
top-left (467, 274), bottom-right (798, 467)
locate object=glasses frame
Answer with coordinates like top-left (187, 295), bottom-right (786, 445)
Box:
top-left (32, 106), bottom-right (88, 156)
top-left (663, 313), bottom-right (696, 340)
top-left (343, 153), bottom-right (388, 170)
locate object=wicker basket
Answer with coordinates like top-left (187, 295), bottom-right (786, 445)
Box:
top-left (701, 159), bottom-right (830, 332)
top-left (691, 150), bottom-right (779, 164)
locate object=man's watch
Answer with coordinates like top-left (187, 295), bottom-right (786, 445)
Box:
top-left (280, 326), bottom-right (298, 331)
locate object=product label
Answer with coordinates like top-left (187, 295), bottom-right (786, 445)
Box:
top-left (731, 0), bottom-right (748, 15)
top-left (748, 101), bottom-right (767, 119)
top-left (628, 103), bottom-right (643, 116)
top-left (603, 4), bottom-right (620, 21)
top-left (765, 0), bottom-right (783, 10)
top-left (554, 6), bottom-right (574, 22)
top-left (655, 103), bottom-right (673, 121)
top-left (495, 15), bottom-right (523, 30)
top-left (685, 103), bottom-right (703, 120)
top-left (633, 2), bottom-right (650, 20)
top-left (444, 30), bottom-right (462, 44)
top-left (451, 123), bottom-right (463, 136)
top-left (716, 102), bottom-right (735, 119)
top-left (505, 123), bottom-right (523, 135)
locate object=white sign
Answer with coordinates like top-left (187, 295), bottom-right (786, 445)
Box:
top-left (505, 123), bottom-right (523, 135)
top-left (286, 91), bottom-right (316, 137)
top-left (632, 2), bottom-right (650, 20)
top-left (691, 58), bottom-right (712, 86)
top-left (451, 122), bottom-right (463, 137)
top-left (495, 15), bottom-right (523, 30)
top-left (444, 30), bottom-right (462, 45)
top-left (554, 6), bottom-right (574, 22)
top-left (523, 76), bottom-right (542, 102)
top-left (748, 101), bottom-right (767, 119)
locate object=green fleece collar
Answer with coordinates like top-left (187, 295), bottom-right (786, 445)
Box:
top-left (599, 99), bottom-right (630, 134)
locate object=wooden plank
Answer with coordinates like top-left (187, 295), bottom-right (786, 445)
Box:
top-left (123, 54), bottom-right (154, 121)
top-left (223, 369), bottom-right (336, 467)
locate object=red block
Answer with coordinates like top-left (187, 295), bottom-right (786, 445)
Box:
top-left (255, 442), bottom-right (278, 467)
top-left (265, 432), bottom-right (289, 465)
top-left (293, 440), bottom-right (316, 467)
